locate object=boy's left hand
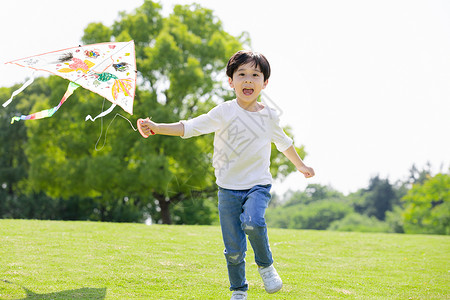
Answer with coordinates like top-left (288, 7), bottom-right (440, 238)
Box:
top-left (298, 165), bottom-right (315, 178)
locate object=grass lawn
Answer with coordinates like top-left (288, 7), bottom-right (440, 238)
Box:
top-left (0, 219), bottom-right (448, 299)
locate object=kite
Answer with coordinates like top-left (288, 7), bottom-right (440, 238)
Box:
top-left (2, 41), bottom-right (136, 123)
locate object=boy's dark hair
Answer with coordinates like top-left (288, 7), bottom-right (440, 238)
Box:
top-left (226, 50), bottom-right (271, 81)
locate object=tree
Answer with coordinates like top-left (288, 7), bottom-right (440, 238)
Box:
top-left (402, 173), bottom-right (450, 235)
top-left (407, 163), bottom-right (433, 186)
top-left (288, 200), bottom-right (353, 230)
top-left (266, 184), bottom-right (350, 229)
top-left (22, 1), bottom-right (306, 224)
top-left (0, 83), bottom-right (35, 218)
top-left (351, 175), bottom-right (398, 221)
top-left (0, 88), bottom-right (28, 209)
top-left (282, 183), bottom-right (344, 207)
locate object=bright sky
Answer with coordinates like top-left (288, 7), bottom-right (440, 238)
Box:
top-left (1, 0), bottom-right (449, 195)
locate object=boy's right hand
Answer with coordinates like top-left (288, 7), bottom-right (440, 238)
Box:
top-left (137, 118), bottom-right (156, 138)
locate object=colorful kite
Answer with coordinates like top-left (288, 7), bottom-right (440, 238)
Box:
top-left (3, 41), bottom-right (136, 123)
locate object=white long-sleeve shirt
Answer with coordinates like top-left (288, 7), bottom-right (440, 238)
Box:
top-left (181, 99), bottom-right (293, 190)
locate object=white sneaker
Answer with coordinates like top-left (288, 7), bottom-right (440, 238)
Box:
top-left (258, 264), bottom-right (283, 294)
top-left (230, 291), bottom-right (247, 300)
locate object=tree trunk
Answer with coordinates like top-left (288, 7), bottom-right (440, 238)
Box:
top-left (157, 194), bottom-right (172, 224)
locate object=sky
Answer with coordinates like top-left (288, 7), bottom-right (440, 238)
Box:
top-left (1, 0), bottom-right (449, 196)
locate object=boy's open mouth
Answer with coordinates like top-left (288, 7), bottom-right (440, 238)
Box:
top-left (243, 88), bottom-right (254, 96)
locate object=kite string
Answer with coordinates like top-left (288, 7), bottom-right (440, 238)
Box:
top-left (94, 98), bottom-right (137, 151)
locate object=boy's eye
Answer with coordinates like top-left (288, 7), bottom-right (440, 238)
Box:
top-left (253, 73), bottom-right (259, 77)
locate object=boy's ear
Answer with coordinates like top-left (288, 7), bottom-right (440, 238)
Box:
top-left (263, 79), bottom-right (269, 89)
top-left (228, 77), bottom-right (234, 88)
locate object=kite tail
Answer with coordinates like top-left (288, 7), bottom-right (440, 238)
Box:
top-left (2, 71), bottom-right (36, 108)
top-left (11, 82), bottom-right (80, 124)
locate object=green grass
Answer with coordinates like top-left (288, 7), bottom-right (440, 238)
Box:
top-left (0, 220), bottom-right (448, 299)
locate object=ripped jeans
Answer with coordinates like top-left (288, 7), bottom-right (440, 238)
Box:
top-left (218, 184), bottom-right (273, 292)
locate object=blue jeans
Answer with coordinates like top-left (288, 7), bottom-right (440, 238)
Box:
top-left (218, 184), bottom-right (273, 292)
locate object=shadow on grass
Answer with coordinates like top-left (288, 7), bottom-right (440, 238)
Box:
top-left (1, 280), bottom-right (106, 300)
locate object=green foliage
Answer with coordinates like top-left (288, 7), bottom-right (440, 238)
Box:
top-left (171, 195), bottom-right (219, 225)
top-left (269, 126), bottom-right (306, 180)
top-left (267, 170), bottom-right (450, 235)
top-left (0, 89), bottom-right (25, 186)
top-left (267, 179), bottom-right (401, 233)
top-left (328, 213), bottom-right (390, 233)
top-left (284, 184), bottom-right (345, 206)
top-left (402, 173), bottom-right (450, 235)
top-left (267, 185), bottom-right (352, 230)
top-left (290, 200), bottom-right (353, 230)
top-left (111, 1), bottom-right (163, 48)
top-left (1, 82), bottom-right (42, 218)
top-left (385, 205), bottom-right (405, 233)
top-left (407, 163), bottom-right (433, 185)
top-left (82, 22), bottom-right (113, 44)
top-left (351, 175), bottom-right (397, 221)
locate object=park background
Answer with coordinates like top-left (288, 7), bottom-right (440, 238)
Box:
top-left (0, 0), bottom-right (449, 234)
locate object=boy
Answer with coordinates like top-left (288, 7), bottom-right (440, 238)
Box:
top-left (139, 50), bottom-right (315, 300)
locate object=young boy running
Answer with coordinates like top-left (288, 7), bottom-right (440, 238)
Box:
top-left (139, 50), bottom-right (315, 300)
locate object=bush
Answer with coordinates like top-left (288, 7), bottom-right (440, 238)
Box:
top-left (267, 200), bottom-right (353, 230)
top-left (401, 173), bottom-right (450, 235)
top-left (328, 213), bottom-right (390, 233)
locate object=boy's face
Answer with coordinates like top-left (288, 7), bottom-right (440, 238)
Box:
top-left (228, 62), bottom-right (268, 108)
